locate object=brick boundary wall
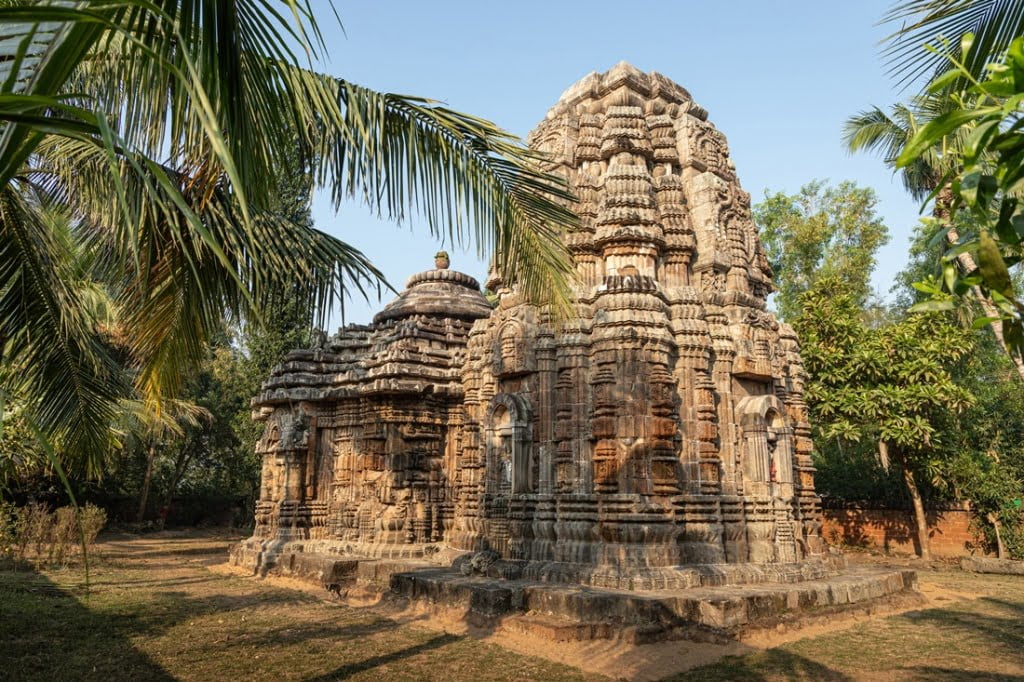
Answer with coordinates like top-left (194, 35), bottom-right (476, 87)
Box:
top-left (820, 501), bottom-right (991, 558)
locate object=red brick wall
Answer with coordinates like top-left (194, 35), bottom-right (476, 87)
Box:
top-left (821, 503), bottom-right (990, 557)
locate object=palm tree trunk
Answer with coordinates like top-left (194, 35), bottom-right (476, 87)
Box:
top-left (895, 447), bottom-right (931, 560)
top-left (935, 186), bottom-right (1024, 382)
top-left (136, 442), bottom-right (156, 522)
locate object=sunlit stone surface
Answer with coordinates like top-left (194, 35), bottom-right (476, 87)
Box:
top-left (235, 64), bottom-right (830, 591)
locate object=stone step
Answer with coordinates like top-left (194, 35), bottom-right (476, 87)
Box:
top-left (386, 564), bottom-right (919, 642)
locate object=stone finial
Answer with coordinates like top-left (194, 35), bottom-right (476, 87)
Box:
top-left (435, 250), bottom-right (450, 270)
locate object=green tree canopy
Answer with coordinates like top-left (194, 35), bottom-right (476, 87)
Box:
top-left (753, 181), bottom-right (889, 322)
top-left (795, 277), bottom-right (974, 558)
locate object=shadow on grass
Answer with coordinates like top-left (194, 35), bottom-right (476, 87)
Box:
top-left (0, 569), bottom-right (174, 681)
top-left (900, 668), bottom-right (1024, 681)
top-left (103, 544), bottom-right (230, 560)
top-left (93, 586), bottom-right (326, 639)
top-left (304, 633), bottom-right (462, 680)
top-left (896, 598), bottom-right (1024, 660)
top-left (0, 555), bottom-right (442, 682)
top-left (187, 615), bottom-right (408, 655)
top-left (983, 596), bottom-right (1024, 618)
top-left (667, 649), bottom-right (853, 681)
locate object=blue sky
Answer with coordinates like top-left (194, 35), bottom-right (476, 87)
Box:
top-left (309, 1), bottom-right (925, 326)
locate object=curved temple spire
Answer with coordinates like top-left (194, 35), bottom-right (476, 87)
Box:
top-left (237, 64), bottom-right (827, 591)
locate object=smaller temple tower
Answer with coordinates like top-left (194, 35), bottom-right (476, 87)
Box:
top-left (249, 262), bottom-right (491, 556)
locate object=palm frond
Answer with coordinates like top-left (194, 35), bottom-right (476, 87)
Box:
top-left (14, 2), bottom-right (577, 314)
top-left (843, 95), bottom-right (972, 201)
top-left (0, 2), bottom-right (116, 183)
top-left (0, 186), bottom-right (126, 477)
top-left (62, 1), bottom-right (331, 218)
top-left (312, 79), bottom-right (577, 310)
top-left (844, 106), bottom-right (911, 165)
top-left (881, 0), bottom-right (1024, 89)
top-left (31, 133), bottom-right (386, 403)
top-left (118, 397), bottom-right (211, 442)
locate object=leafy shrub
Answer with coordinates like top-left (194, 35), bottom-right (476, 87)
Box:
top-left (0, 501), bottom-right (16, 559)
top-left (79, 504), bottom-right (107, 547)
top-left (1, 502), bottom-right (107, 568)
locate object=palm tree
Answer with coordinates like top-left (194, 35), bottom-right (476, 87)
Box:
top-left (843, 95), bottom-right (1024, 381)
top-left (0, 2), bottom-right (577, 475)
top-left (116, 399), bottom-right (210, 523)
top-left (881, 0), bottom-right (1024, 88)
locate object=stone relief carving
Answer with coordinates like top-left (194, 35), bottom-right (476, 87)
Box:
top-left (241, 63), bottom-right (826, 588)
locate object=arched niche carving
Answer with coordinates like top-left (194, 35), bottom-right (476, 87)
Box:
top-left (258, 422), bottom-right (280, 501)
top-left (736, 395), bottom-right (794, 498)
top-left (485, 393), bottom-right (534, 495)
top-left (261, 422), bottom-right (281, 453)
top-left (494, 321), bottom-right (534, 377)
top-left (260, 407), bottom-right (312, 503)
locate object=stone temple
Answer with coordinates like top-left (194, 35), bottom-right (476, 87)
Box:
top-left (234, 65), bottom-right (914, 621)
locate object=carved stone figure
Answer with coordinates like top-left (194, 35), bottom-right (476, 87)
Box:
top-left (235, 63), bottom-right (827, 590)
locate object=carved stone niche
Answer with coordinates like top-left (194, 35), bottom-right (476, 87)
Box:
top-left (676, 114), bottom-right (733, 180)
top-left (262, 407), bottom-right (311, 504)
top-left (493, 321), bottom-right (534, 378)
top-left (732, 310), bottom-right (778, 380)
top-left (736, 395), bottom-right (795, 501)
top-left (485, 393), bottom-right (534, 496)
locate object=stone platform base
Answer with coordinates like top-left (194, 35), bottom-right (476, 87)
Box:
top-left (387, 565), bottom-right (919, 642)
top-left (229, 538), bottom-right (919, 643)
top-left (485, 555), bottom-right (839, 591)
top-left (229, 537), bottom-right (455, 589)
top-left (961, 556), bottom-right (1024, 575)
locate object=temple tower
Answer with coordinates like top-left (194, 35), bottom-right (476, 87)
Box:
top-left (453, 63), bottom-right (823, 588)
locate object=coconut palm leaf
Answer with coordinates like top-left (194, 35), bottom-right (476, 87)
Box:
top-left (118, 397), bottom-right (211, 444)
top-left (0, 2), bottom-right (114, 183)
top-left (0, 189), bottom-right (126, 477)
top-left (843, 94), bottom-right (970, 201)
top-left (30, 133), bottom-right (386, 401)
top-left (0, 1), bottom-right (578, 476)
top-left (313, 79), bottom-right (576, 310)
top-left (882, 0), bottom-right (1024, 88)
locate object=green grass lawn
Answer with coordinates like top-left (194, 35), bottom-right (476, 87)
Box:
top-left (1, 534), bottom-right (1022, 681)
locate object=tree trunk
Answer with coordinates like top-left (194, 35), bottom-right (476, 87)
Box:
top-left (163, 449), bottom-right (195, 513)
top-left (896, 448), bottom-right (931, 560)
top-left (987, 511), bottom-right (1007, 559)
top-left (935, 186), bottom-right (1024, 382)
top-left (136, 442), bottom-right (156, 522)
